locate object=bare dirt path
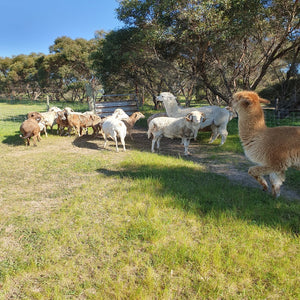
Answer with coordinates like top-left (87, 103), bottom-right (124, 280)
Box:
top-left (125, 127), bottom-right (300, 201)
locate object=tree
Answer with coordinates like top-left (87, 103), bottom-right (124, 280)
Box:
top-left (48, 36), bottom-right (99, 101)
top-left (117, 0), bottom-right (300, 103)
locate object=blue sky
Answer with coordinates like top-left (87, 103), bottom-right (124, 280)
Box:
top-left (0, 0), bottom-right (124, 58)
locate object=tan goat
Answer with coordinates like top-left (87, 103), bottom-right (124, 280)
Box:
top-left (121, 112), bottom-right (145, 140)
top-left (230, 91), bottom-right (300, 197)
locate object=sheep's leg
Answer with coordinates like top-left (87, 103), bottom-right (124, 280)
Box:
top-left (120, 135), bottom-right (126, 152)
top-left (103, 134), bottom-right (108, 149)
top-left (248, 165), bottom-right (275, 193)
top-left (217, 125), bottom-right (228, 146)
top-left (151, 138), bottom-right (156, 153)
top-left (114, 136), bottom-right (119, 152)
top-left (32, 136), bottom-right (37, 146)
top-left (183, 138), bottom-right (191, 156)
top-left (129, 130), bottom-right (133, 140)
top-left (110, 132), bottom-right (119, 152)
top-left (219, 129), bottom-right (228, 146)
top-left (156, 137), bottom-right (162, 152)
top-left (269, 172), bottom-right (285, 198)
top-left (208, 125), bottom-right (219, 144)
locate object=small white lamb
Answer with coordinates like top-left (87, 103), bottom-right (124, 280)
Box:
top-left (102, 118), bottom-right (127, 152)
top-left (147, 111), bottom-right (205, 155)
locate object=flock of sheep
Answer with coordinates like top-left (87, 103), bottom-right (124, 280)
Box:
top-left (19, 91), bottom-right (300, 197)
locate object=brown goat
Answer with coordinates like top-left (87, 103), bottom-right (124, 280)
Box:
top-left (231, 91), bottom-right (300, 197)
top-left (20, 112), bottom-right (43, 146)
top-left (56, 110), bottom-right (70, 135)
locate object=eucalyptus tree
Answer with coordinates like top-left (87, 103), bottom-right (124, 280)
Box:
top-left (0, 54), bottom-right (42, 99)
top-left (48, 36), bottom-right (98, 101)
top-left (117, 0), bottom-right (300, 103)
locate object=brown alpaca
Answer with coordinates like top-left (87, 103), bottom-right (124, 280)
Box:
top-left (231, 91), bottom-right (300, 197)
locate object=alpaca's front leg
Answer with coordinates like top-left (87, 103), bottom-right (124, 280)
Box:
top-left (269, 172), bottom-right (285, 198)
top-left (248, 166), bottom-right (270, 192)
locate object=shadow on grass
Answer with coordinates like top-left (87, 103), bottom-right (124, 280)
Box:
top-left (97, 162), bottom-right (300, 234)
top-left (2, 133), bottom-right (24, 146)
top-left (72, 135), bottom-right (101, 150)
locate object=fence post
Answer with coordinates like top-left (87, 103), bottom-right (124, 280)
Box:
top-left (46, 95), bottom-right (50, 111)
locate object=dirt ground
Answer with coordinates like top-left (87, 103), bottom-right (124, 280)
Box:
top-left (72, 126), bottom-right (300, 201)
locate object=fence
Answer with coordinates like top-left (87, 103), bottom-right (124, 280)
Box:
top-left (94, 93), bottom-right (140, 117)
top-left (263, 108), bottom-right (300, 127)
top-left (0, 100), bottom-right (299, 127)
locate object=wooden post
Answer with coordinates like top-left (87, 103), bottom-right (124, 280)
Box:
top-left (46, 95), bottom-right (50, 111)
top-left (86, 84), bottom-right (95, 113)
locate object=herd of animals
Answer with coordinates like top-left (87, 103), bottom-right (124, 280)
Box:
top-left (19, 91), bottom-right (300, 198)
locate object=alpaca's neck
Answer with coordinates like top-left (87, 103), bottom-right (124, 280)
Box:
top-left (238, 110), bottom-right (267, 142)
top-left (164, 101), bottom-right (180, 115)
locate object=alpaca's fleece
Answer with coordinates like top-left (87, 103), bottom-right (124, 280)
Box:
top-left (231, 90), bottom-right (300, 197)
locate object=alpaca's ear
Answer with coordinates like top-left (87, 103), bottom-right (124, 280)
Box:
top-left (240, 97), bottom-right (252, 108)
top-left (259, 97), bottom-right (270, 104)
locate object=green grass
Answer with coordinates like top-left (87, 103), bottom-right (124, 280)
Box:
top-left (0, 102), bottom-right (299, 299)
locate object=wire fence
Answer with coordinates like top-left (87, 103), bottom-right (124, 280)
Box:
top-left (263, 108), bottom-right (300, 127)
top-left (0, 102), bottom-right (300, 127)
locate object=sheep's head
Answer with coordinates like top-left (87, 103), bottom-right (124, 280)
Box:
top-left (133, 112), bottom-right (145, 120)
top-left (185, 111), bottom-right (206, 124)
top-left (49, 106), bottom-right (62, 113)
top-left (27, 111), bottom-right (43, 122)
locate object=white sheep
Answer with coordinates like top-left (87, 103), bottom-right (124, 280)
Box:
top-left (147, 111), bottom-right (205, 155)
top-left (102, 118), bottom-right (127, 152)
top-left (110, 108), bottom-right (130, 120)
top-left (40, 109), bottom-right (59, 133)
top-left (157, 92), bottom-right (235, 145)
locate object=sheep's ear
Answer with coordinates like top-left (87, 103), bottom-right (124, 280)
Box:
top-left (259, 97), bottom-right (270, 104)
top-left (185, 113), bottom-right (193, 122)
top-left (201, 114), bottom-right (206, 122)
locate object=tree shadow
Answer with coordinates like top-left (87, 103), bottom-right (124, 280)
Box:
top-left (97, 162), bottom-right (300, 234)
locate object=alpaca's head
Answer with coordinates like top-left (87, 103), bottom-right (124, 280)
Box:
top-left (231, 91), bottom-right (270, 116)
top-left (157, 92), bottom-right (176, 102)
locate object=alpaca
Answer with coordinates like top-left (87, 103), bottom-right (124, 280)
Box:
top-left (231, 91), bottom-right (300, 197)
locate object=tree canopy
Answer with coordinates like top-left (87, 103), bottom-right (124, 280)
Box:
top-left (0, 0), bottom-right (299, 107)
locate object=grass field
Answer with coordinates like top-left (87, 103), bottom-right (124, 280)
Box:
top-left (0, 101), bottom-right (299, 299)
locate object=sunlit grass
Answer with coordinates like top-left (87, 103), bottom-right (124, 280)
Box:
top-left (0, 101), bottom-right (299, 298)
